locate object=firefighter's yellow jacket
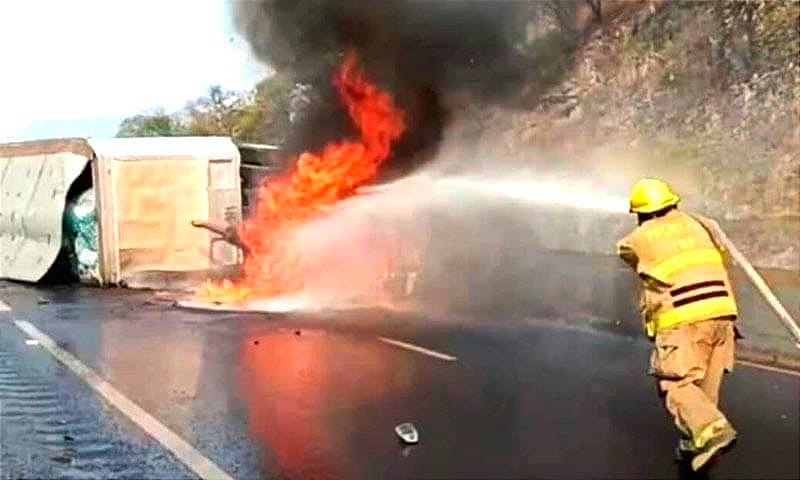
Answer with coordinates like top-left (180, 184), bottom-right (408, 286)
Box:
top-left (617, 209), bottom-right (738, 339)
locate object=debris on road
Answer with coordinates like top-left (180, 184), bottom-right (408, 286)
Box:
top-left (25, 339), bottom-right (40, 346)
top-left (395, 422), bottom-right (419, 444)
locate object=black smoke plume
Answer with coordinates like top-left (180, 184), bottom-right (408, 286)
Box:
top-left (233, 0), bottom-right (583, 178)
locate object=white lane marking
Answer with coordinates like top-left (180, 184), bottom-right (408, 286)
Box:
top-left (737, 359), bottom-right (800, 378)
top-left (0, 300), bottom-right (10, 312)
top-left (378, 337), bottom-right (458, 362)
top-left (12, 320), bottom-right (234, 480)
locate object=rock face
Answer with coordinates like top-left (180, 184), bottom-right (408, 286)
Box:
top-left (432, 0), bottom-right (799, 271)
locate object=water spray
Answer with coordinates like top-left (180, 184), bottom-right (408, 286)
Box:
top-left (433, 177), bottom-right (627, 213)
top-left (181, 169), bottom-right (800, 349)
top-left (361, 174), bottom-right (800, 346)
top-left (358, 173), bottom-right (628, 214)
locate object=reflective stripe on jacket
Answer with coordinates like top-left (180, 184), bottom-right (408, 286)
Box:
top-left (617, 210), bottom-right (737, 338)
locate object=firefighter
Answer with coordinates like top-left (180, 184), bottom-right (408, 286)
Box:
top-left (616, 178), bottom-right (739, 472)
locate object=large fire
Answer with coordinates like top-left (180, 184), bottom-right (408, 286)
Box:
top-left (200, 53), bottom-right (406, 303)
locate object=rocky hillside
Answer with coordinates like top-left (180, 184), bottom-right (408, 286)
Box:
top-left (442, 0), bottom-right (799, 270)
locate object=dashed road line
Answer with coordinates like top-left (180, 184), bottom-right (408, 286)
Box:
top-left (736, 359), bottom-right (800, 378)
top-left (378, 336), bottom-right (458, 362)
top-left (11, 319), bottom-right (234, 480)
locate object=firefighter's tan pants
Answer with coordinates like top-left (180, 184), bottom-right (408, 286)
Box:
top-left (649, 319), bottom-right (736, 450)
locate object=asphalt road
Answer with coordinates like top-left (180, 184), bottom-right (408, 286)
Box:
top-left (1, 282), bottom-right (798, 479)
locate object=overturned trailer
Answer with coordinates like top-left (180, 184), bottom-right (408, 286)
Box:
top-left (0, 137), bottom-right (242, 290)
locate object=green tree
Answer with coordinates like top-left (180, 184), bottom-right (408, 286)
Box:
top-left (116, 109), bottom-right (184, 137)
top-left (182, 85), bottom-right (248, 137)
top-left (116, 76), bottom-right (293, 144)
top-left (239, 74), bottom-right (293, 143)
top-left (181, 79), bottom-right (292, 143)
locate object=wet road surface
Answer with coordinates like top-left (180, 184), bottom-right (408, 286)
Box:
top-left (1, 283), bottom-right (799, 479)
top-left (0, 305), bottom-right (193, 479)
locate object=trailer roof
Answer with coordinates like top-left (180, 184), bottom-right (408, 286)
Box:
top-left (0, 138), bottom-right (93, 158)
top-left (0, 136), bottom-right (241, 161)
top-left (87, 136), bottom-right (239, 160)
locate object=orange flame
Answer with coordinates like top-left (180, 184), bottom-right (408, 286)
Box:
top-left (200, 53), bottom-right (406, 303)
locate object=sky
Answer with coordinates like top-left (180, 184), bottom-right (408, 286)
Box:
top-left (0, 0), bottom-right (267, 142)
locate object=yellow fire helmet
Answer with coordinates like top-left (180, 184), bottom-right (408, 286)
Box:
top-left (628, 178), bottom-right (680, 214)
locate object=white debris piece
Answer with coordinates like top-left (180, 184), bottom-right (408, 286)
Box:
top-left (395, 422), bottom-right (419, 444)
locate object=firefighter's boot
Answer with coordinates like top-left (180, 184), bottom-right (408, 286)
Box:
top-left (691, 423), bottom-right (737, 471)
